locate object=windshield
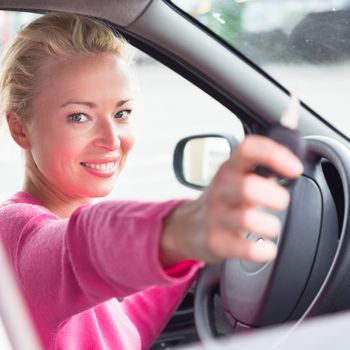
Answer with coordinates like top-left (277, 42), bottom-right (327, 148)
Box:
top-left (172, 0), bottom-right (350, 136)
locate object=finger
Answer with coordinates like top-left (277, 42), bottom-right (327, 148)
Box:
top-left (231, 135), bottom-right (303, 178)
top-left (208, 231), bottom-right (277, 262)
top-left (240, 239), bottom-right (277, 262)
top-left (219, 207), bottom-right (282, 240)
top-left (213, 173), bottom-right (290, 210)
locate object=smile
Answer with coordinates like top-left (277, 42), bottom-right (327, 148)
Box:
top-left (80, 161), bottom-right (117, 177)
top-left (80, 161), bottom-right (116, 171)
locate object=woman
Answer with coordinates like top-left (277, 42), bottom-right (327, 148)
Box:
top-left (0, 13), bottom-right (303, 349)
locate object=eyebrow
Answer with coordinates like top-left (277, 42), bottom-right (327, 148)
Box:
top-left (60, 99), bottom-right (133, 108)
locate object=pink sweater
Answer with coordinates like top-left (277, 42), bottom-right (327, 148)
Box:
top-left (0, 192), bottom-right (201, 349)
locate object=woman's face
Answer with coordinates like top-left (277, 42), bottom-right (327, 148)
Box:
top-left (25, 53), bottom-right (135, 199)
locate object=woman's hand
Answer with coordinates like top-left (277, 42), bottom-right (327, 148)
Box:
top-left (160, 135), bottom-right (304, 267)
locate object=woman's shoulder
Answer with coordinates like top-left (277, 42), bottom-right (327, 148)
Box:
top-left (0, 192), bottom-right (59, 258)
top-left (0, 191), bottom-right (57, 224)
top-left (1, 191), bottom-right (42, 206)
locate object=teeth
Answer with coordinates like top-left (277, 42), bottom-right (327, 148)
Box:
top-left (81, 162), bottom-right (116, 172)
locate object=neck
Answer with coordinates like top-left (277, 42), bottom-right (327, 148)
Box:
top-left (23, 178), bottom-right (92, 219)
top-left (23, 159), bottom-right (92, 219)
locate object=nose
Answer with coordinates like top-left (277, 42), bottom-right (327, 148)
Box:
top-left (93, 118), bottom-right (121, 151)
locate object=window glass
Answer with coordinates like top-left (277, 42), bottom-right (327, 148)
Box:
top-left (172, 0), bottom-right (350, 137)
top-left (0, 11), bottom-right (244, 202)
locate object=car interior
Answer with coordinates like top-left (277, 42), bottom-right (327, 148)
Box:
top-left (1, 1), bottom-right (350, 349)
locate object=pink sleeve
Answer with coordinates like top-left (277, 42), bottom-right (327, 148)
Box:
top-left (122, 260), bottom-right (202, 350)
top-left (1, 199), bottom-right (202, 343)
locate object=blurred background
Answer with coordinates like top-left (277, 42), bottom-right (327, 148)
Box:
top-left (173, 0), bottom-right (350, 135)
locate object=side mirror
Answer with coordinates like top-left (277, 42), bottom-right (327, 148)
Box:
top-left (173, 134), bottom-right (239, 190)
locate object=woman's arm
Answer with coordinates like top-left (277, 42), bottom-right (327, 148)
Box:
top-left (1, 199), bottom-right (199, 343)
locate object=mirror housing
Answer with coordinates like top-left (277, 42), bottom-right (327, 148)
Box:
top-left (173, 134), bottom-right (239, 190)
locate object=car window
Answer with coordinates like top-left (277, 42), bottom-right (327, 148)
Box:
top-left (0, 10), bottom-right (244, 203)
top-left (171, 0), bottom-right (350, 138)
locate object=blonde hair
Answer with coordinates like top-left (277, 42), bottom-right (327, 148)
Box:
top-left (0, 12), bottom-right (129, 119)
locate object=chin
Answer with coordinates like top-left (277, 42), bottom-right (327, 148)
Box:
top-left (86, 186), bottom-right (114, 198)
top-left (68, 173), bottom-right (119, 199)
top-left (92, 190), bottom-right (112, 198)
top-left (75, 181), bottom-right (115, 199)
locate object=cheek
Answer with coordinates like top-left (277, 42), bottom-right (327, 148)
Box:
top-left (121, 129), bottom-right (135, 154)
top-left (31, 133), bottom-right (82, 174)
top-left (117, 129), bottom-right (135, 174)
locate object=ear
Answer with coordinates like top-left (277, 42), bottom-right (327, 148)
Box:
top-left (6, 111), bottom-right (31, 150)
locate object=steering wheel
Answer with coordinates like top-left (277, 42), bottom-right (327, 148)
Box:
top-left (194, 135), bottom-right (350, 340)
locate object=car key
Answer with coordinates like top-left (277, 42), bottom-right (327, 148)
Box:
top-left (255, 92), bottom-right (306, 185)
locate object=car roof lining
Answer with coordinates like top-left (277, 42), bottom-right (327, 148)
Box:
top-left (0, 0), bottom-right (152, 27)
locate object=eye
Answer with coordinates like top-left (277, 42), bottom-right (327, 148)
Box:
top-left (115, 109), bottom-right (132, 121)
top-left (68, 113), bottom-right (88, 123)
